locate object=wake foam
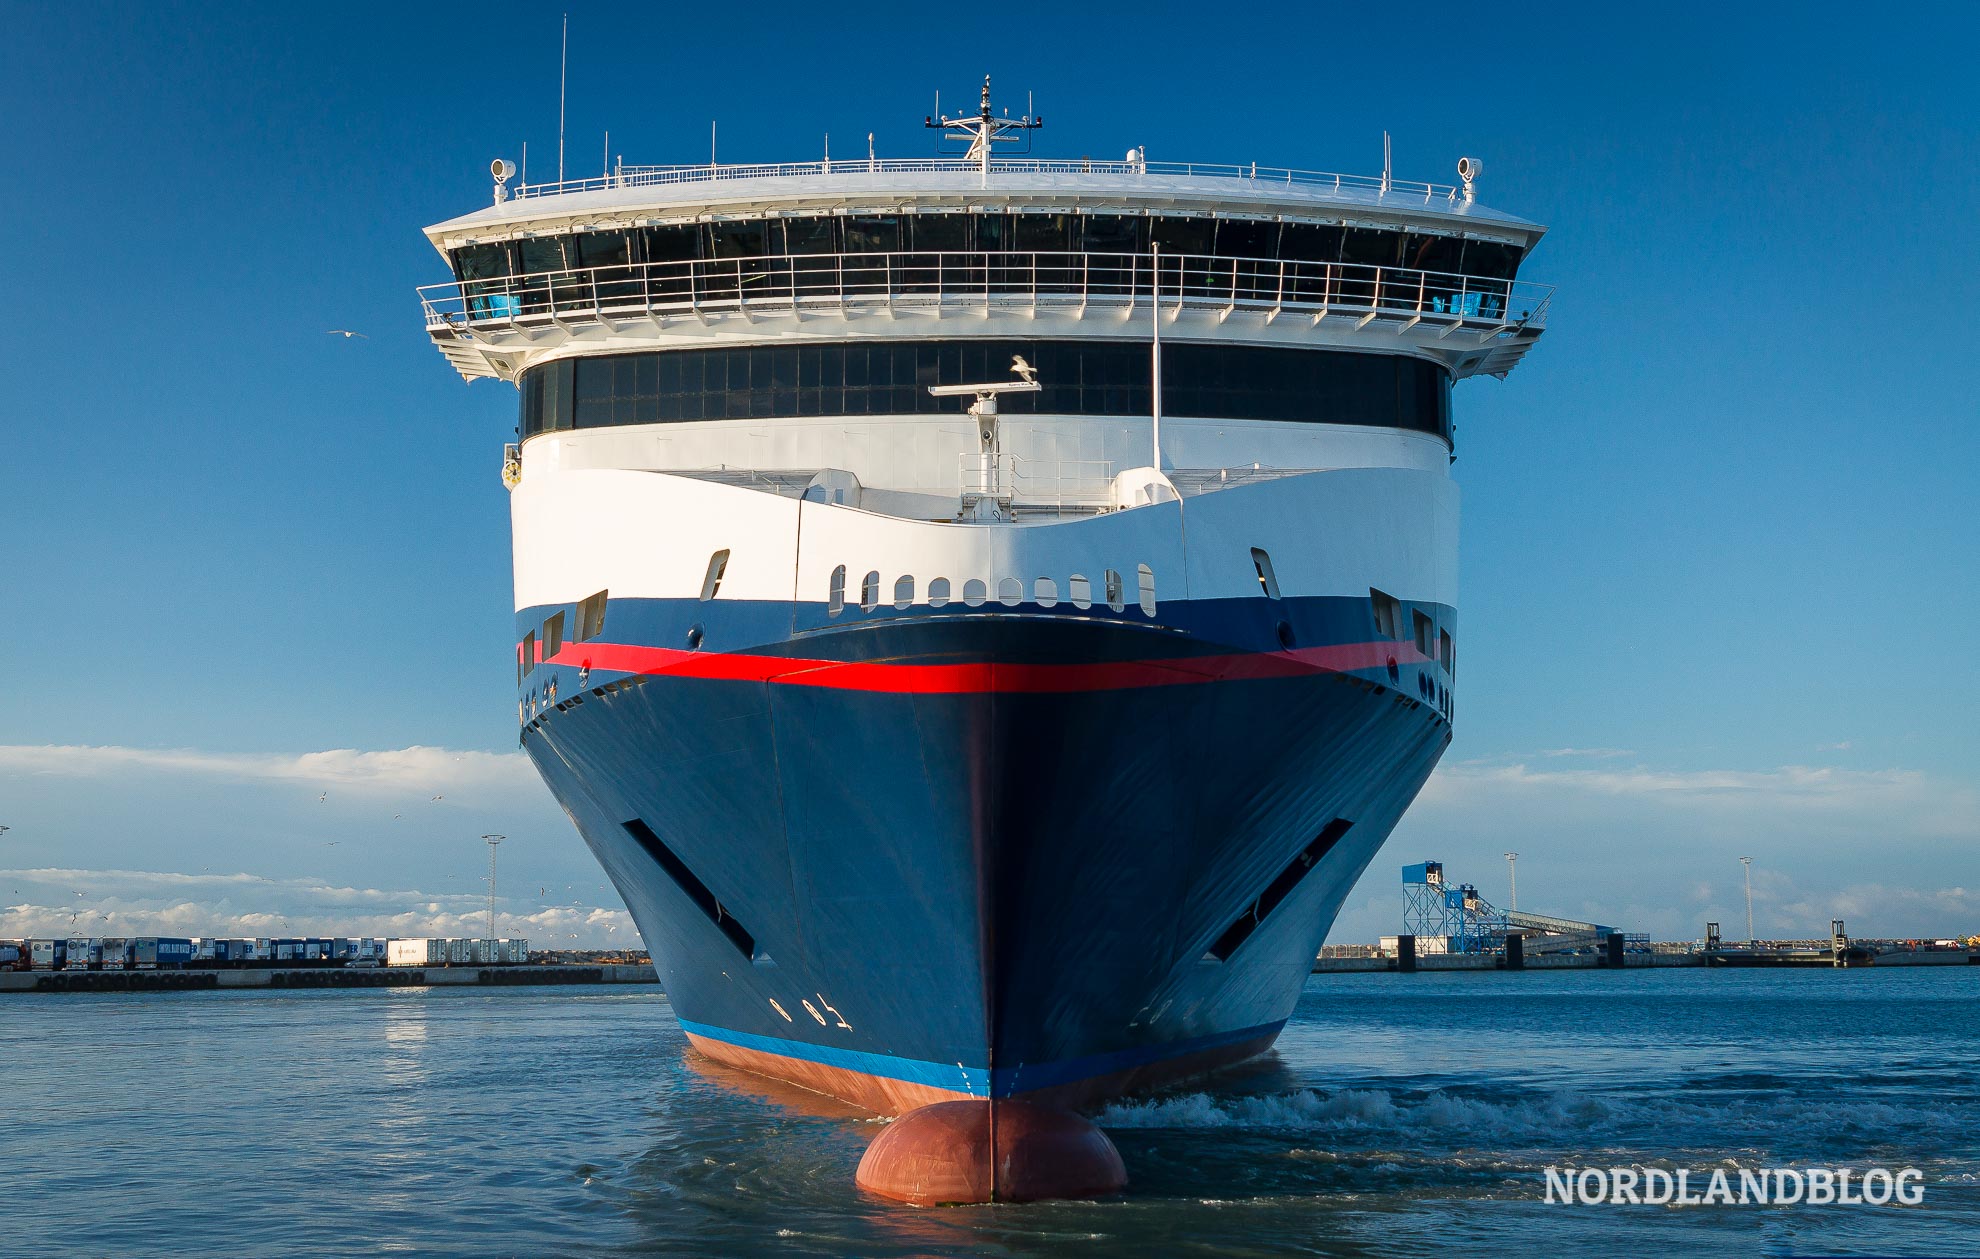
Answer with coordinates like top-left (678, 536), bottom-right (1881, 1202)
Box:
top-left (1096, 1085), bottom-right (1975, 1146)
top-left (1097, 1087), bottom-right (1606, 1138)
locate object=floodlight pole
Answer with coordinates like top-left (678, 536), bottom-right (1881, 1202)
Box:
top-left (483, 835), bottom-right (506, 940)
top-left (1740, 856), bottom-right (1755, 944)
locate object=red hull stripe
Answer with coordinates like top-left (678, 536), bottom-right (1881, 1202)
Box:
top-left (546, 639), bottom-right (1431, 695)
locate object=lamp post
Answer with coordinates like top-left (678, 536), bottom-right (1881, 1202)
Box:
top-left (482, 835), bottom-right (506, 940)
top-left (1740, 856), bottom-right (1755, 944)
top-left (1504, 852), bottom-right (1518, 911)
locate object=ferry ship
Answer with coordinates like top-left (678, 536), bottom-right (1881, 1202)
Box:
top-left (418, 83), bottom-right (1549, 1202)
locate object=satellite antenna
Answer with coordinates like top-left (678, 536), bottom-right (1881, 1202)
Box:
top-left (926, 75), bottom-right (1042, 187)
top-left (929, 356), bottom-right (1041, 521)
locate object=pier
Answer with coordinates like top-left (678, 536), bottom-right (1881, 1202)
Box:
top-left (0, 963), bottom-right (659, 994)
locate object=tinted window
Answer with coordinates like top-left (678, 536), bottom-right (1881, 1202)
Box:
top-left (1149, 217), bottom-right (1215, 254)
top-left (517, 236), bottom-right (571, 273)
top-left (455, 243), bottom-right (511, 280)
top-left (1215, 219), bottom-right (1279, 259)
top-left (1278, 223), bottom-right (1342, 262)
top-left (522, 342), bottom-right (1451, 443)
top-left (1341, 227), bottom-right (1401, 267)
top-left (709, 221), bottom-right (770, 258)
top-left (782, 217), bottom-right (838, 254)
top-left (844, 215), bottom-right (902, 252)
top-left (573, 231), bottom-right (630, 267)
top-left (909, 214), bottom-right (970, 252)
top-left (642, 225), bottom-right (701, 262)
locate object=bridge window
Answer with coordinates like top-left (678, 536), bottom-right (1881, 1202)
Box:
top-left (843, 215), bottom-right (902, 253)
top-left (1413, 610), bottom-right (1435, 658)
top-left (520, 341), bottom-right (1453, 442)
top-left (1440, 628), bottom-right (1454, 672)
top-left (542, 612), bottom-right (565, 662)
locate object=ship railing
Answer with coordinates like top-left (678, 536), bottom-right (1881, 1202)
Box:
top-left (501, 157), bottom-right (1458, 204)
top-left (420, 251), bottom-right (1550, 337)
top-left (959, 454), bottom-right (1117, 512)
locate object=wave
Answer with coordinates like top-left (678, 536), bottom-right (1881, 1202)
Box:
top-left (1095, 1084), bottom-right (1977, 1148)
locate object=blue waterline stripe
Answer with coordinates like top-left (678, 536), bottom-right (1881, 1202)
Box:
top-left (678, 1018), bottom-right (1286, 1099)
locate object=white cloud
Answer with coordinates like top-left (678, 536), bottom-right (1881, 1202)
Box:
top-left (0, 865), bottom-right (634, 946)
top-left (1425, 760), bottom-right (1978, 833)
top-left (0, 743), bottom-right (528, 797)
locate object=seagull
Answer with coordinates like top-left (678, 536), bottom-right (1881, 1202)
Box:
top-left (325, 841), bottom-right (339, 847)
top-left (430, 795), bottom-right (444, 802)
top-left (326, 329), bottom-right (368, 339)
top-left (318, 792), bottom-right (327, 803)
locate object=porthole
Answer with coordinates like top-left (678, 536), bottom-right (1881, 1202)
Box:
top-left (685, 624), bottom-right (704, 650)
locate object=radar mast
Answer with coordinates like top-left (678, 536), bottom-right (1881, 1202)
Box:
top-left (926, 75), bottom-right (1042, 186)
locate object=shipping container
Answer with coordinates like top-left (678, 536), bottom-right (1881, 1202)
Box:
top-left (29, 939), bottom-right (66, 971)
top-left (98, 938), bottom-right (132, 970)
top-left (133, 938), bottom-right (195, 969)
top-left (0, 943), bottom-right (22, 970)
top-left (387, 938), bottom-right (447, 967)
top-left (64, 938), bottom-right (97, 970)
top-left (272, 939), bottom-right (302, 963)
top-left (446, 938), bottom-right (474, 966)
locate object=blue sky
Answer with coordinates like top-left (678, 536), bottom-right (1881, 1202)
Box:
top-left (2, 2), bottom-right (1974, 946)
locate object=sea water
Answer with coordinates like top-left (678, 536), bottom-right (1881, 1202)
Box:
top-left (1, 969), bottom-right (1974, 1257)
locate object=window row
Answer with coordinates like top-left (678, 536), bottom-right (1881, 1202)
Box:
top-left (520, 341), bottom-right (1453, 441)
top-left (1370, 587), bottom-right (1454, 673)
top-left (826, 565), bottom-right (1157, 617)
top-left (453, 214), bottom-right (1525, 289)
top-left (519, 590), bottom-right (607, 683)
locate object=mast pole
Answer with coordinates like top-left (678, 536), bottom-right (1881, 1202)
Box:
top-left (1150, 242), bottom-right (1163, 470)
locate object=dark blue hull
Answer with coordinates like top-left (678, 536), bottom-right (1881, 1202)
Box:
top-left (520, 603), bottom-right (1450, 1112)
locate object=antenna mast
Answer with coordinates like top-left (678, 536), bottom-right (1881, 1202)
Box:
top-left (557, 14), bottom-right (568, 183)
top-left (926, 75), bottom-right (1042, 188)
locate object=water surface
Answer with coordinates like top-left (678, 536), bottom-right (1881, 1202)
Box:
top-left (3, 969), bottom-right (1974, 1257)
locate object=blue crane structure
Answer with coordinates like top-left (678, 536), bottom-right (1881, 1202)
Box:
top-left (1401, 860), bottom-right (1630, 954)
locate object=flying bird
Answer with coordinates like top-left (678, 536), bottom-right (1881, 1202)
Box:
top-left (325, 329), bottom-right (368, 339)
top-left (430, 795), bottom-right (444, 802)
top-left (318, 792), bottom-right (327, 803)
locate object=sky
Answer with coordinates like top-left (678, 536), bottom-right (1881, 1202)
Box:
top-left (1, 2), bottom-right (1975, 948)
